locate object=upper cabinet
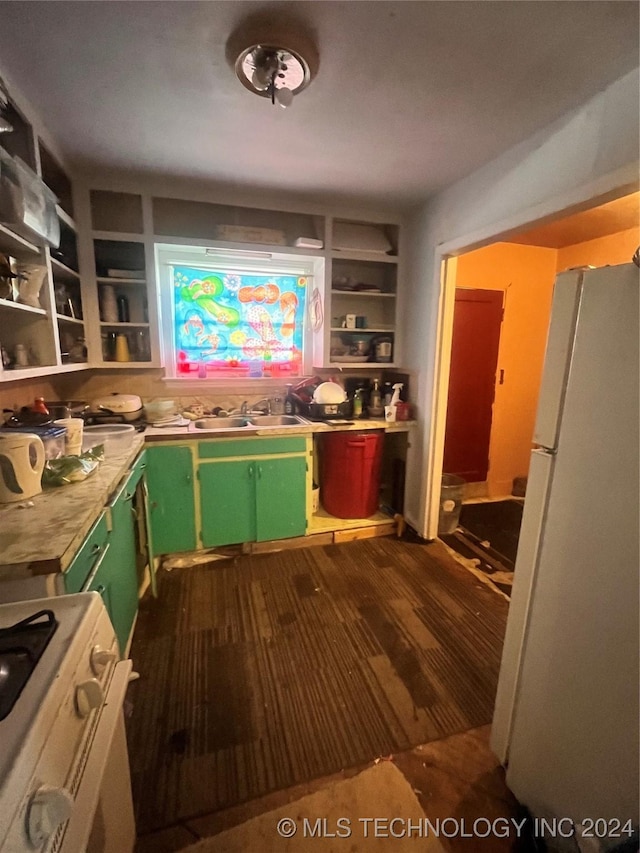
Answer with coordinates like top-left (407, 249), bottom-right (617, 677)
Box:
top-left (0, 97), bottom-right (89, 382)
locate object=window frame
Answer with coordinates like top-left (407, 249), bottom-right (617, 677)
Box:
top-left (155, 242), bottom-right (324, 386)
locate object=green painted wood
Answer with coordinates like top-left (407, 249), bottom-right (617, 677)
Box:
top-left (200, 460), bottom-right (255, 547)
top-left (102, 476), bottom-right (139, 654)
top-left (146, 445), bottom-right (196, 555)
top-left (255, 456), bottom-right (307, 541)
top-left (64, 513), bottom-right (109, 593)
top-left (85, 551), bottom-right (114, 632)
top-left (197, 436), bottom-right (306, 459)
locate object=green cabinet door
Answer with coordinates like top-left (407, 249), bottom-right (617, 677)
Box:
top-left (146, 445), bottom-right (196, 555)
top-left (102, 480), bottom-right (139, 655)
top-left (200, 460), bottom-right (255, 547)
top-left (255, 456), bottom-right (307, 541)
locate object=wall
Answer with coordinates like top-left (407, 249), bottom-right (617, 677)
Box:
top-left (556, 226), bottom-right (638, 271)
top-left (454, 243), bottom-right (557, 497)
top-left (403, 68), bottom-right (639, 537)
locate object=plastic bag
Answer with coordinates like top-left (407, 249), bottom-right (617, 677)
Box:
top-left (42, 445), bottom-right (104, 487)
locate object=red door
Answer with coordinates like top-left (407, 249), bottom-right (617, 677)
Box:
top-left (443, 289), bottom-right (503, 482)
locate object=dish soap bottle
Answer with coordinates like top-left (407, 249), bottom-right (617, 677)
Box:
top-left (352, 388), bottom-right (363, 418)
top-left (284, 384), bottom-right (296, 414)
top-left (368, 379), bottom-right (383, 418)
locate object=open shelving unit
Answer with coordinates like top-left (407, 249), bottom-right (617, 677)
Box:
top-left (0, 102), bottom-right (91, 381)
top-left (311, 218), bottom-right (401, 369)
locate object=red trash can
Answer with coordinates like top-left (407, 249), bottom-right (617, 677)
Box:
top-left (320, 430), bottom-right (385, 518)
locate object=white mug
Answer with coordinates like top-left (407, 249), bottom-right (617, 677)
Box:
top-left (54, 417), bottom-right (83, 455)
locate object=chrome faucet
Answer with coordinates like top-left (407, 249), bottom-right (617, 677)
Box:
top-left (250, 398), bottom-right (271, 415)
top-left (240, 400), bottom-right (249, 415)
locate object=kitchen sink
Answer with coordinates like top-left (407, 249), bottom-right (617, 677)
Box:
top-left (191, 414), bottom-right (308, 432)
top-left (248, 415), bottom-right (305, 426)
top-left (193, 417), bottom-right (251, 429)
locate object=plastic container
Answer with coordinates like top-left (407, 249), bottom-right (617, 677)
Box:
top-left (438, 474), bottom-right (466, 535)
top-left (320, 430), bottom-right (384, 518)
top-left (82, 424), bottom-right (136, 457)
top-left (0, 424), bottom-right (67, 460)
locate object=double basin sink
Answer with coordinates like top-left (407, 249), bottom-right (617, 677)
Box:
top-left (190, 414), bottom-right (308, 433)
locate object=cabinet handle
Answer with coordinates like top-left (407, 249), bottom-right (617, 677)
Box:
top-left (96, 584), bottom-right (105, 595)
top-left (257, 465), bottom-right (262, 479)
top-left (124, 491), bottom-right (134, 501)
top-left (248, 464), bottom-right (253, 478)
top-left (90, 544), bottom-right (101, 556)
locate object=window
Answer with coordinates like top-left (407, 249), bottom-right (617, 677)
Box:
top-left (156, 245), bottom-right (322, 380)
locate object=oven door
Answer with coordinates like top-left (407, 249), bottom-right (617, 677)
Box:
top-left (60, 659), bottom-right (135, 853)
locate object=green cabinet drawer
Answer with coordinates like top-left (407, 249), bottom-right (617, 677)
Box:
top-left (198, 436), bottom-right (306, 459)
top-left (64, 513), bottom-right (109, 593)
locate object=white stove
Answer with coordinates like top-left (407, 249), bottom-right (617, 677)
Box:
top-left (0, 593), bottom-right (135, 853)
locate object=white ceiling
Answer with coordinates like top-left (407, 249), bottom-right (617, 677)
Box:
top-left (1, 1), bottom-right (638, 208)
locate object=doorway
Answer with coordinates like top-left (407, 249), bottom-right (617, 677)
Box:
top-left (443, 288), bottom-right (503, 482)
top-left (436, 191), bottom-right (639, 594)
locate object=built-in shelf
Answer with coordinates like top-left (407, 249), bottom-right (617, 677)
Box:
top-left (99, 321), bottom-right (150, 328)
top-left (99, 361), bottom-right (154, 369)
top-left (92, 230), bottom-right (146, 243)
top-left (55, 205), bottom-right (77, 232)
top-left (96, 276), bottom-right (146, 285)
top-left (329, 362), bottom-right (398, 369)
top-left (0, 297), bottom-right (47, 316)
top-left (0, 223), bottom-right (41, 257)
top-left (1, 362), bottom-right (92, 382)
top-left (330, 326), bottom-right (394, 333)
top-left (50, 257), bottom-right (80, 280)
top-left (331, 251), bottom-right (397, 264)
top-left (331, 290), bottom-right (396, 298)
top-left (56, 313), bottom-right (84, 325)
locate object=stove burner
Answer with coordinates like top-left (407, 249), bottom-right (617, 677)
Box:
top-left (0, 610), bottom-right (58, 720)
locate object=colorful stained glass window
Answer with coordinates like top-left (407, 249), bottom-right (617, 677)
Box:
top-left (172, 266), bottom-right (307, 377)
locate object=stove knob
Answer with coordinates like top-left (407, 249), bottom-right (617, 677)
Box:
top-left (27, 785), bottom-right (73, 846)
top-left (75, 678), bottom-right (105, 717)
top-left (90, 644), bottom-right (117, 675)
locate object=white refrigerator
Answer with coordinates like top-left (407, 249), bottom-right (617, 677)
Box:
top-left (491, 263), bottom-right (639, 829)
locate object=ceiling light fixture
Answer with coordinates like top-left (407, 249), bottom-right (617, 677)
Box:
top-left (226, 17), bottom-right (318, 109)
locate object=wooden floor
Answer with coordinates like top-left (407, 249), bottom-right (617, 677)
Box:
top-left (126, 537), bottom-right (509, 841)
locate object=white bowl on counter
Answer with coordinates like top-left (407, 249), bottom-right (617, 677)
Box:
top-left (82, 424), bottom-right (137, 457)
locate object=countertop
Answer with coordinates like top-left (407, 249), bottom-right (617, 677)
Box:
top-left (144, 417), bottom-right (416, 441)
top-left (0, 435), bottom-right (145, 580)
top-left (0, 418), bottom-right (415, 580)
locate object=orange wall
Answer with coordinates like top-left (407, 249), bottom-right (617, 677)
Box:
top-left (556, 227), bottom-right (638, 271)
top-left (455, 242), bottom-right (557, 496)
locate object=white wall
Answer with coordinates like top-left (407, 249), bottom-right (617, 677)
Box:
top-left (402, 68), bottom-right (640, 536)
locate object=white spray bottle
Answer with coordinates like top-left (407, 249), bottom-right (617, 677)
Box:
top-left (385, 383), bottom-right (403, 422)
